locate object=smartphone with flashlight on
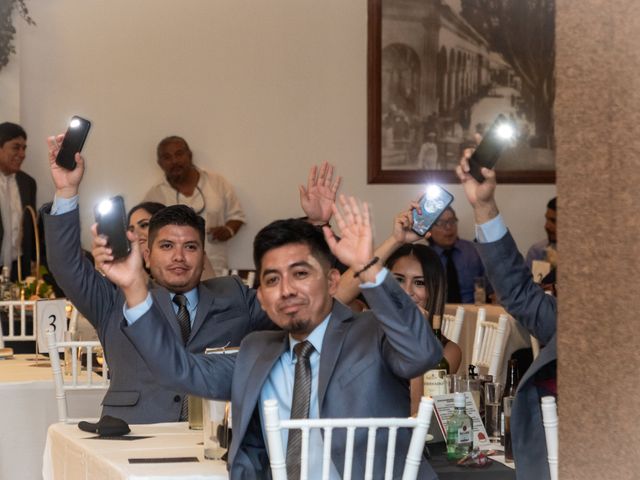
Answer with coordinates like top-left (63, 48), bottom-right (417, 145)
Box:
top-left (411, 185), bottom-right (455, 236)
top-left (55, 115), bottom-right (92, 170)
top-left (468, 114), bottom-right (516, 183)
top-left (94, 195), bottom-right (131, 260)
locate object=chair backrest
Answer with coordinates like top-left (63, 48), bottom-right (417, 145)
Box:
top-left (0, 300), bottom-right (37, 341)
top-left (46, 327), bottom-right (109, 423)
top-left (263, 396), bottom-right (434, 480)
top-left (471, 310), bottom-right (510, 379)
top-left (442, 305), bottom-right (465, 344)
top-left (541, 396), bottom-right (558, 480)
top-left (220, 269), bottom-right (256, 288)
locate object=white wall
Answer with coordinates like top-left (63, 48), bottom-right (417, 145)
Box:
top-left (17, 0), bottom-right (555, 268)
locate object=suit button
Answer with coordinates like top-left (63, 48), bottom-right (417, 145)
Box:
top-left (174, 395), bottom-right (181, 403)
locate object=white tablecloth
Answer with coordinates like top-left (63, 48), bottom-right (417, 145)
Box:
top-left (0, 354), bottom-right (103, 480)
top-left (43, 422), bottom-right (229, 480)
top-left (445, 304), bottom-right (532, 384)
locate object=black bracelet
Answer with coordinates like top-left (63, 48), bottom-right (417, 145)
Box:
top-left (354, 256), bottom-right (379, 278)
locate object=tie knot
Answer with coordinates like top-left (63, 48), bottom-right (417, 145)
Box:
top-left (293, 340), bottom-right (314, 360)
top-left (173, 294), bottom-right (188, 308)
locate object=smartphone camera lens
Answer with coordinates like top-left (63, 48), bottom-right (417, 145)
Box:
top-left (97, 199), bottom-right (113, 216)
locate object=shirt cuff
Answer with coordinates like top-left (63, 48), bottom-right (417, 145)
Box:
top-left (123, 293), bottom-right (153, 325)
top-left (51, 195), bottom-right (79, 215)
top-left (475, 214), bottom-right (508, 243)
top-left (359, 267), bottom-right (388, 289)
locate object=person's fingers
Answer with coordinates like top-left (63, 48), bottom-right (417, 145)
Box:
top-left (75, 153), bottom-right (85, 169)
top-left (331, 175), bottom-right (342, 194)
top-left (318, 162), bottom-right (328, 184)
top-left (307, 164), bottom-right (317, 189)
top-left (481, 166), bottom-right (496, 182)
top-left (455, 164), bottom-right (467, 182)
top-left (323, 225), bottom-right (338, 251)
top-left (323, 162), bottom-right (333, 186)
top-left (298, 184), bottom-right (307, 200)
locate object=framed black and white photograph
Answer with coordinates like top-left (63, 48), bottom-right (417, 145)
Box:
top-left (367, 0), bottom-right (556, 184)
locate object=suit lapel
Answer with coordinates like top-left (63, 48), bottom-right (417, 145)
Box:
top-left (189, 283), bottom-right (214, 341)
top-left (231, 332), bottom-right (288, 463)
top-left (317, 301), bottom-right (352, 409)
top-left (151, 287), bottom-right (183, 340)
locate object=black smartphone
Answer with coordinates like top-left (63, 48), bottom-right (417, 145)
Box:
top-left (468, 114), bottom-right (515, 182)
top-left (94, 195), bottom-right (131, 259)
top-left (55, 115), bottom-right (92, 170)
top-left (411, 185), bottom-right (455, 236)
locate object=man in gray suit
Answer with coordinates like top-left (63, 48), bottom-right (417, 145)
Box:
top-left (110, 196), bottom-right (442, 479)
top-left (456, 153), bottom-right (557, 480)
top-left (43, 138), bottom-right (273, 424)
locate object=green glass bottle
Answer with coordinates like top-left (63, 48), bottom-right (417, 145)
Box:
top-left (446, 392), bottom-right (473, 461)
top-left (424, 315), bottom-right (450, 397)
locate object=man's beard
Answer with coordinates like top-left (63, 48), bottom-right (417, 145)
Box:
top-left (285, 316), bottom-right (312, 336)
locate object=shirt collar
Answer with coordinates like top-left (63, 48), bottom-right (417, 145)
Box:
top-left (288, 312), bottom-right (332, 360)
top-left (170, 286), bottom-right (199, 308)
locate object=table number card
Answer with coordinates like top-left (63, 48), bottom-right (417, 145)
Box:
top-left (432, 392), bottom-right (491, 448)
top-left (36, 299), bottom-right (68, 353)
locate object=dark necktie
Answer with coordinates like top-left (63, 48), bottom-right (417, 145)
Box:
top-left (286, 340), bottom-right (315, 480)
top-left (173, 294), bottom-right (191, 345)
top-left (173, 294), bottom-right (191, 421)
top-left (444, 249), bottom-right (462, 303)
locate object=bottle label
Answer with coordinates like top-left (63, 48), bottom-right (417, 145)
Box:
top-left (457, 424), bottom-right (472, 444)
top-left (424, 369), bottom-right (448, 396)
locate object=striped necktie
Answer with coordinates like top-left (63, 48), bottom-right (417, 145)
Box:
top-left (173, 294), bottom-right (191, 420)
top-left (286, 340), bottom-right (315, 480)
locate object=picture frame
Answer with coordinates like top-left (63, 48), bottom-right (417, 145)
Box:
top-left (367, 0), bottom-right (556, 184)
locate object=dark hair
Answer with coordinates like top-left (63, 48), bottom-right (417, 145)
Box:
top-left (148, 204), bottom-right (205, 247)
top-left (547, 197), bottom-right (557, 211)
top-left (386, 244), bottom-right (446, 319)
top-left (0, 122), bottom-right (27, 147)
top-left (128, 201), bottom-right (166, 223)
top-left (157, 135), bottom-right (191, 158)
top-left (253, 218), bottom-right (335, 277)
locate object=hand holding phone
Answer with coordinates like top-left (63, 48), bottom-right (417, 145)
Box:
top-left (468, 114), bottom-right (515, 183)
top-left (411, 185), bottom-right (455, 236)
top-left (55, 116), bottom-right (91, 170)
top-left (95, 196), bottom-right (131, 260)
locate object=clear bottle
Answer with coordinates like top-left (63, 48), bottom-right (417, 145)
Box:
top-left (446, 392), bottom-right (473, 460)
top-left (423, 315), bottom-right (450, 396)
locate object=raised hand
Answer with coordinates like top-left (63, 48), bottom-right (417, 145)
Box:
top-left (91, 223), bottom-right (149, 305)
top-left (324, 195), bottom-right (374, 274)
top-left (391, 203), bottom-right (425, 244)
top-left (47, 135), bottom-right (85, 198)
top-left (456, 147), bottom-right (499, 224)
top-left (299, 161), bottom-right (341, 224)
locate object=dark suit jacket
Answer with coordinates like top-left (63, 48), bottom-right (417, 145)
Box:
top-left (475, 231), bottom-right (556, 480)
top-left (0, 171), bottom-right (36, 279)
top-left (124, 273), bottom-right (442, 479)
top-left (43, 206), bottom-right (274, 424)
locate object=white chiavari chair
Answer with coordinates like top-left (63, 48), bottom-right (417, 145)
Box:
top-left (0, 299), bottom-right (37, 342)
top-left (263, 396), bottom-right (434, 480)
top-left (442, 305), bottom-right (465, 344)
top-left (541, 396), bottom-right (558, 480)
top-left (471, 309), bottom-right (510, 379)
top-left (46, 328), bottom-right (109, 423)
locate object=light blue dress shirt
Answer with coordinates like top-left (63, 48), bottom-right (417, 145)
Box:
top-left (475, 213), bottom-right (508, 244)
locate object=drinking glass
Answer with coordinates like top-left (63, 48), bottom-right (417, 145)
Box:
top-left (484, 382), bottom-right (503, 442)
top-left (503, 396), bottom-right (515, 462)
top-left (203, 400), bottom-right (231, 460)
top-left (474, 277), bottom-right (486, 305)
top-left (188, 395), bottom-right (204, 430)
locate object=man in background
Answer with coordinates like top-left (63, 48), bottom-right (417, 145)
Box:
top-left (145, 136), bottom-right (245, 276)
top-left (428, 205), bottom-right (486, 303)
top-left (525, 197), bottom-right (557, 285)
top-left (0, 122), bottom-right (36, 281)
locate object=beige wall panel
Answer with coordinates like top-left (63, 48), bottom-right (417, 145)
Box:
top-left (557, 0), bottom-right (640, 478)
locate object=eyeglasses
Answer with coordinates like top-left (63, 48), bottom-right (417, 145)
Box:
top-left (434, 218), bottom-right (458, 228)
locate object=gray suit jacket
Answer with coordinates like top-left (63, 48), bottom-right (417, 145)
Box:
top-left (0, 171), bottom-right (37, 278)
top-left (475, 231), bottom-right (556, 480)
top-left (124, 273), bottom-right (442, 479)
top-left (43, 206), bottom-right (273, 424)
